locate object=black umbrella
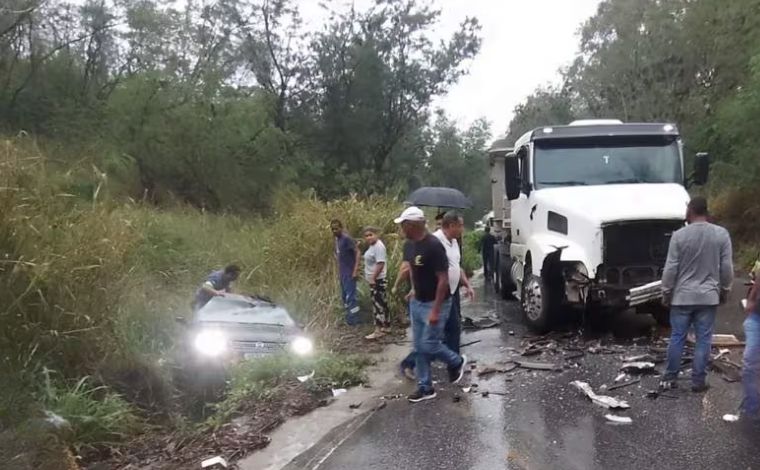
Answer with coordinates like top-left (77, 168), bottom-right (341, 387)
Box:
top-left (404, 186), bottom-right (473, 209)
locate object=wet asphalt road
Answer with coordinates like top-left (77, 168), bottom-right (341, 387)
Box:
top-left (290, 278), bottom-right (759, 470)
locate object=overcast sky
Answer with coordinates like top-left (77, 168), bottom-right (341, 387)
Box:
top-left (70, 0), bottom-right (601, 137)
top-left (306, 0), bottom-right (602, 136)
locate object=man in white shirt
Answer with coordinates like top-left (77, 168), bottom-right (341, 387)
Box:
top-left (434, 211), bottom-right (474, 381)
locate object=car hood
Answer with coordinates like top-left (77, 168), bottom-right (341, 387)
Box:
top-left (195, 294), bottom-right (296, 327)
top-left (533, 183), bottom-right (689, 225)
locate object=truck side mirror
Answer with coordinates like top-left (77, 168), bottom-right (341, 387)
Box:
top-left (693, 152), bottom-right (710, 186)
top-left (505, 156), bottom-right (521, 201)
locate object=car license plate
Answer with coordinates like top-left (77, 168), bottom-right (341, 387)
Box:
top-left (243, 352), bottom-right (267, 360)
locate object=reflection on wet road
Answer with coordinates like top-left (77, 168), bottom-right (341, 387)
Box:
top-left (295, 278), bottom-right (759, 470)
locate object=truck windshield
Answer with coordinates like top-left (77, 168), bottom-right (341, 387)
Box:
top-left (533, 137), bottom-right (682, 189)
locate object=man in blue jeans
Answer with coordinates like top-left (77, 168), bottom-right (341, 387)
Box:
top-left (395, 206), bottom-right (467, 402)
top-left (742, 266), bottom-right (760, 419)
top-left (661, 197), bottom-right (733, 392)
top-left (331, 219), bottom-right (360, 326)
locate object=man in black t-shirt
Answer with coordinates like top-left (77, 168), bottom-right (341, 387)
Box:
top-left (394, 206), bottom-right (467, 403)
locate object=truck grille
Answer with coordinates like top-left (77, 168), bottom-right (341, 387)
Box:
top-left (602, 220), bottom-right (683, 287)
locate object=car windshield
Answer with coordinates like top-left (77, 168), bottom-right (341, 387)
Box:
top-left (533, 137), bottom-right (682, 189)
top-left (196, 294), bottom-right (296, 327)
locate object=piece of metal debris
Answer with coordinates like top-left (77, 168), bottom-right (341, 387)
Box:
top-left (605, 414), bottom-right (633, 425)
top-left (620, 362), bottom-right (656, 373)
top-left (688, 333), bottom-right (744, 347)
top-left (332, 388), bottom-right (348, 397)
top-left (645, 390), bottom-right (677, 400)
top-left (614, 373), bottom-right (628, 383)
top-left (516, 360), bottom-right (563, 371)
top-left (201, 456), bottom-right (228, 469)
top-left (460, 339), bottom-right (482, 348)
top-left (622, 354), bottom-right (656, 363)
top-left (477, 362), bottom-right (518, 377)
top-left (723, 414), bottom-right (740, 422)
top-left (297, 371), bottom-right (315, 383)
top-left (462, 387), bottom-right (472, 393)
top-left (570, 381), bottom-right (630, 410)
top-left (607, 378), bottom-right (641, 392)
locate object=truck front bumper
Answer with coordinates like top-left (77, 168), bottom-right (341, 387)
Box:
top-left (625, 281), bottom-right (663, 307)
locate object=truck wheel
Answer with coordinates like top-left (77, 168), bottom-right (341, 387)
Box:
top-left (521, 268), bottom-right (558, 333)
top-left (500, 265), bottom-right (516, 300)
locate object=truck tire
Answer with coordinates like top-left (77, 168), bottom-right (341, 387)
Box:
top-left (500, 263), bottom-right (516, 300)
top-left (521, 266), bottom-right (559, 333)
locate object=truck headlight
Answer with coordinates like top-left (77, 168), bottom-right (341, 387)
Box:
top-left (194, 330), bottom-right (227, 357)
top-left (291, 336), bottom-right (314, 356)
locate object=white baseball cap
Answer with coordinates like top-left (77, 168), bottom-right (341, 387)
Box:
top-left (394, 206), bottom-right (426, 224)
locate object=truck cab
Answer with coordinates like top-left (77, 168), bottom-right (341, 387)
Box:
top-left (502, 120), bottom-right (710, 331)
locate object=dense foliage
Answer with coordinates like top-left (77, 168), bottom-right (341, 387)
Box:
top-left (0, 0), bottom-right (492, 216)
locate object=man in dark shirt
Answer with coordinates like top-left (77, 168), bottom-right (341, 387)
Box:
top-left (331, 219), bottom-right (360, 326)
top-left (395, 206), bottom-right (467, 402)
top-left (481, 226), bottom-right (497, 283)
top-left (193, 264), bottom-right (240, 311)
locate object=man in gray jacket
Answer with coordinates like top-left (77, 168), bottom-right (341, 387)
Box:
top-left (661, 197), bottom-right (733, 392)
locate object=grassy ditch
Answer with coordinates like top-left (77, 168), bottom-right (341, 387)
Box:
top-left (0, 135), bottom-right (481, 467)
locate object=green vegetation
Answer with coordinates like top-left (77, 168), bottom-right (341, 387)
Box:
top-left (213, 353), bottom-right (372, 426)
top-left (508, 0), bottom-right (760, 264)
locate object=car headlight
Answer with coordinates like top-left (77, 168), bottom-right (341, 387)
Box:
top-left (194, 330), bottom-right (227, 357)
top-left (291, 336), bottom-right (314, 356)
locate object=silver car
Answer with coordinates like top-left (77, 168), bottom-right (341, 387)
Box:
top-left (186, 294), bottom-right (314, 364)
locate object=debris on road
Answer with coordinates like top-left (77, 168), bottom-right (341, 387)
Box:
top-left (711, 360), bottom-right (742, 383)
top-left (331, 388), bottom-right (348, 397)
top-left (620, 361), bottom-right (656, 373)
top-left (381, 394), bottom-right (403, 400)
top-left (614, 373), bottom-right (628, 383)
top-left (723, 414), bottom-right (740, 422)
top-left (688, 333), bottom-right (744, 347)
top-left (463, 315), bottom-right (501, 330)
top-left (571, 381), bottom-right (630, 410)
top-left (645, 390), bottom-right (677, 400)
top-left (622, 354), bottom-right (658, 363)
top-left (477, 362), bottom-right (518, 377)
top-left (201, 456), bottom-right (229, 469)
top-left (607, 378), bottom-right (641, 392)
top-left (714, 349), bottom-right (731, 361)
top-left (516, 360), bottom-right (563, 371)
top-left (461, 339), bottom-right (482, 348)
top-left (349, 402), bottom-right (362, 409)
top-left (604, 414), bottom-right (633, 425)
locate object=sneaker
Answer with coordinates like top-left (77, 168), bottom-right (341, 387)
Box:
top-left (691, 383), bottom-right (710, 393)
top-left (408, 389), bottom-right (437, 403)
top-left (658, 379), bottom-right (678, 391)
top-left (452, 354), bottom-right (468, 384)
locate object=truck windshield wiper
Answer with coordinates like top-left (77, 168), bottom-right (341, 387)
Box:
top-left (540, 181), bottom-right (588, 186)
top-left (606, 178), bottom-right (643, 184)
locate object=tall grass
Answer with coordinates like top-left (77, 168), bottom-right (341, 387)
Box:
top-left (0, 135), bottom-right (406, 437)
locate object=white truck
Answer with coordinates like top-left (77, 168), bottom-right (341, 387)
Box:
top-left (493, 120), bottom-right (710, 332)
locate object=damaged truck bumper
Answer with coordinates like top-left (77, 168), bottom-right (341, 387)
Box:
top-left (626, 281), bottom-right (663, 307)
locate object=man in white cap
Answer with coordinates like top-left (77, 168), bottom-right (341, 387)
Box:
top-left (395, 206), bottom-right (467, 402)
